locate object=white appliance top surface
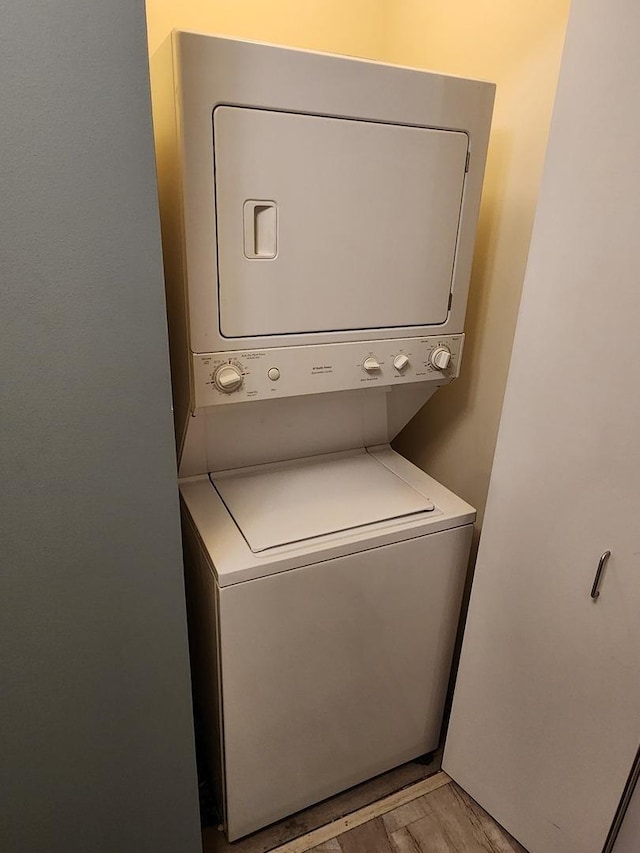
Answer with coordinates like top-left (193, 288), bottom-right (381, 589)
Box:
top-left (180, 446), bottom-right (475, 586)
top-left (211, 448), bottom-right (435, 553)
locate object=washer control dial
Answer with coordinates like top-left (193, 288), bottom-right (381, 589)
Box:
top-left (363, 356), bottom-right (381, 373)
top-left (393, 354), bottom-right (410, 372)
top-left (214, 364), bottom-right (243, 393)
top-left (429, 346), bottom-right (452, 371)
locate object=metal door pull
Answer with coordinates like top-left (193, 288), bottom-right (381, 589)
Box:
top-left (590, 550), bottom-right (611, 600)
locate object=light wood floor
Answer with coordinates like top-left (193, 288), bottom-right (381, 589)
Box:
top-left (203, 756), bottom-right (441, 853)
top-left (306, 780), bottom-right (526, 853)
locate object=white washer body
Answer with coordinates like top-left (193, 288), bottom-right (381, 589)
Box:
top-left (181, 446), bottom-right (474, 840)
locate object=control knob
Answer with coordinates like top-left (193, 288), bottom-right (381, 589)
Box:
top-left (363, 356), bottom-right (381, 373)
top-left (214, 364), bottom-right (243, 393)
top-left (429, 346), bottom-right (452, 371)
top-left (393, 354), bottom-right (410, 372)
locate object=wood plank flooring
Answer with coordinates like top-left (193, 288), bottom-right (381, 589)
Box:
top-left (203, 756), bottom-right (441, 853)
top-left (272, 774), bottom-right (450, 853)
top-left (306, 781), bottom-right (526, 853)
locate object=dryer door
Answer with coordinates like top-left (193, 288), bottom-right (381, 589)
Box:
top-left (213, 106), bottom-right (468, 338)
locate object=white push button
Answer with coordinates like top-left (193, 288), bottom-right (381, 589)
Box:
top-left (363, 356), bottom-right (381, 373)
top-left (268, 367), bottom-right (280, 381)
top-left (393, 354), bottom-right (410, 372)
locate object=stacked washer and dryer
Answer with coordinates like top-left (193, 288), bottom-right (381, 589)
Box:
top-left (151, 33), bottom-right (494, 841)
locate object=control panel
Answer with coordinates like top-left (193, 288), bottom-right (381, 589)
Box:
top-left (192, 335), bottom-right (464, 408)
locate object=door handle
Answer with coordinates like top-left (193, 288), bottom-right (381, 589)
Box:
top-left (590, 550), bottom-right (611, 600)
top-left (243, 200), bottom-right (277, 259)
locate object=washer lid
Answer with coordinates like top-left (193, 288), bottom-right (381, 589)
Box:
top-left (210, 449), bottom-right (434, 553)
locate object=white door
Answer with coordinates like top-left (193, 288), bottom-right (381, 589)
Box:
top-left (213, 106), bottom-right (468, 337)
top-left (444, 2), bottom-right (640, 851)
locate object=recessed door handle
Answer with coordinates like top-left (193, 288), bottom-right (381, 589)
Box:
top-left (243, 200), bottom-right (277, 259)
top-left (590, 550), bottom-right (611, 601)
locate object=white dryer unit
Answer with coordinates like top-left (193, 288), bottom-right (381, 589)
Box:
top-left (151, 31), bottom-right (495, 458)
top-left (150, 32), bottom-right (494, 842)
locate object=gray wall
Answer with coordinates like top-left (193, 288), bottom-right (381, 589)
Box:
top-left (0, 2), bottom-right (201, 851)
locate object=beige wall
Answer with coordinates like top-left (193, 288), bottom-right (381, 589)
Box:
top-left (388, 2), bottom-right (570, 536)
top-left (145, 0), bottom-right (570, 538)
top-left (145, 0), bottom-right (389, 58)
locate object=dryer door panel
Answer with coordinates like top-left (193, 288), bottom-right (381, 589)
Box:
top-left (213, 107), bottom-right (468, 338)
